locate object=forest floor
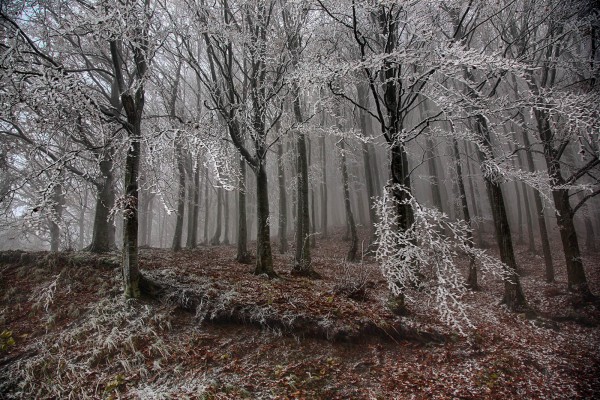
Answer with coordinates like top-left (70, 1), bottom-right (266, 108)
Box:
top-left (0, 229), bottom-right (599, 399)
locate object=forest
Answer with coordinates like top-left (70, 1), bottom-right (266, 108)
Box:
top-left (0, 0), bottom-right (599, 398)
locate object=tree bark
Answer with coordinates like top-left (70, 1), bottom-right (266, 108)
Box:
top-left (223, 189), bottom-right (230, 245)
top-left (254, 162), bottom-right (275, 277)
top-left (277, 140), bottom-right (288, 254)
top-left (203, 167), bottom-right (209, 244)
top-left (88, 155), bottom-right (116, 253)
top-left (237, 157), bottom-right (250, 262)
top-left (474, 115), bottom-right (528, 311)
top-left (211, 187), bottom-right (223, 245)
top-left (172, 135), bottom-right (186, 251)
top-left (340, 139), bottom-right (358, 262)
top-left (357, 83), bottom-right (378, 245)
top-left (320, 132), bottom-right (328, 238)
top-left (49, 180), bottom-right (64, 252)
top-left (451, 134), bottom-right (478, 289)
top-left (291, 91), bottom-right (312, 275)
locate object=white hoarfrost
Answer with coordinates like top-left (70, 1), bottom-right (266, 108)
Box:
top-left (374, 184), bottom-right (510, 330)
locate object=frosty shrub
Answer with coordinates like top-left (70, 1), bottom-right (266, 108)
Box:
top-left (374, 184), bottom-right (510, 329)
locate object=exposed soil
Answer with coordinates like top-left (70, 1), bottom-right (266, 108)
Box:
top-left (1, 230), bottom-right (599, 399)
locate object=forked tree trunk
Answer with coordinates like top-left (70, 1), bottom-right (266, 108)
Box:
top-left (534, 108), bottom-right (589, 293)
top-left (188, 160), bottom-right (201, 249)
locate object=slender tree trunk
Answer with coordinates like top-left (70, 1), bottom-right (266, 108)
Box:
top-left (451, 134), bottom-right (478, 289)
top-left (523, 133), bottom-right (554, 281)
top-left (320, 133), bottom-right (328, 238)
top-left (419, 98), bottom-right (444, 213)
top-left (278, 140), bottom-right (288, 253)
top-left (79, 185), bottom-right (88, 250)
top-left (211, 187), bottom-right (223, 245)
top-left (146, 193), bottom-right (154, 247)
top-left (237, 157), bottom-right (250, 262)
top-left (340, 140), bottom-right (358, 262)
top-left (292, 91), bottom-right (312, 274)
top-left (172, 136), bottom-right (186, 251)
top-left (188, 160), bottom-right (201, 248)
top-left (223, 190), bottom-right (230, 245)
top-left (203, 167), bottom-right (209, 244)
top-left (533, 107), bottom-right (589, 293)
top-left (309, 138), bottom-right (316, 248)
top-left (512, 161), bottom-right (525, 245)
top-left (357, 83), bottom-right (378, 244)
top-left (49, 180), bottom-right (64, 252)
top-left (465, 142), bottom-right (485, 247)
top-left (474, 115), bottom-right (528, 311)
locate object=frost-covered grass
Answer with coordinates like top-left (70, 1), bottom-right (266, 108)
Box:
top-left (0, 243), bottom-right (598, 399)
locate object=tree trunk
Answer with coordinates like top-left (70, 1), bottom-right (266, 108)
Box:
top-left (254, 162), bottom-right (276, 277)
top-left (340, 140), bottom-right (358, 262)
top-left (465, 142), bottom-right (485, 247)
top-left (203, 167), bottom-right (209, 244)
top-left (78, 185), bottom-right (88, 250)
top-left (88, 156), bottom-right (116, 253)
top-left (211, 187), bottom-right (223, 245)
top-left (474, 116), bottom-right (528, 311)
top-left (320, 133), bottom-right (328, 238)
top-left (172, 136), bottom-right (186, 251)
top-left (122, 126), bottom-right (141, 299)
top-left (146, 193), bottom-right (154, 247)
top-left (49, 180), bottom-right (64, 252)
top-left (451, 135), bottom-right (478, 289)
top-left (223, 190), bottom-right (230, 245)
top-left (237, 157), bottom-right (250, 262)
top-left (277, 140), bottom-right (288, 254)
top-left (293, 121), bottom-right (312, 274)
top-left (523, 132), bottom-right (554, 282)
top-left (188, 160), bottom-right (201, 248)
top-left (534, 108), bottom-right (589, 293)
top-left (357, 83), bottom-right (378, 245)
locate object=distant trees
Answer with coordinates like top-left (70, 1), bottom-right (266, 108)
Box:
top-left (1, 0), bottom-right (598, 314)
